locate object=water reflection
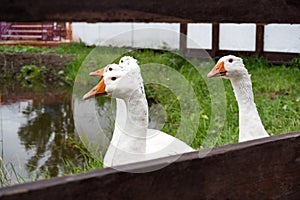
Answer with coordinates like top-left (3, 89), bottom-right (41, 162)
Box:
top-left (73, 97), bottom-right (114, 159)
top-left (0, 87), bottom-right (83, 183)
top-left (18, 101), bottom-right (77, 177)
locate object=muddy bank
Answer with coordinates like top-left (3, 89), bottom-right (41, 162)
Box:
top-left (0, 52), bottom-right (73, 72)
top-left (0, 52), bottom-right (74, 83)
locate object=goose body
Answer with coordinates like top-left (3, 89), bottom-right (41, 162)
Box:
top-left (208, 55), bottom-right (269, 142)
top-left (84, 57), bottom-right (194, 167)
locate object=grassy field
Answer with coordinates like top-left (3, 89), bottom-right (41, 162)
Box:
top-left (0, 43), bottom-right (299, 183)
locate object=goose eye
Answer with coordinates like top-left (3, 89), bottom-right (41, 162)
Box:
top-left (120, 60), bottom-right (123, 63)
top-left (228, 58), bottom-right (233, 63)
top-left (109, 67), bottom-right (113, 71)
top-left (111, 77), bottom-right (117, 81)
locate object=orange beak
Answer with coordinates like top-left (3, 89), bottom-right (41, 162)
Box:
top-left (82, 78), bottom-right (107, 100)
top-left (89, 68), bottom-right (105, 78)
top-left (207, 61), bottom-right (227, 78)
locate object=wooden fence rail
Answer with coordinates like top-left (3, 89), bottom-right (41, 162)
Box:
top-left (0, 0), bottom-right (299, 63)
top-left (1, 131), bottom-right (300, 200)
top-left (1, 0), bottom-right (299, 23)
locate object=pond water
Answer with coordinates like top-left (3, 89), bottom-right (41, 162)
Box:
top-left (0, 84), bottom-right (167, 186)
top-left (0, 86), bottom-right (84, 185)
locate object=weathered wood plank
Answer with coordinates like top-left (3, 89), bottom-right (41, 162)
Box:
top-left (211, 23), bottom-right (220, 57)
top-left (0, 0), bottom-right (299, 23)
top-left (255, 24), bottom-right (265, 56)
top-left (1, 131), bottom-right (300, 200)
top-left (186, 49), bottom-right (299, 64)
top-left (179, 23), bottom-right (187, 53)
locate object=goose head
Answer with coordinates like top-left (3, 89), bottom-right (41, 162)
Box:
top-left (89, 63), bottom-right (121, 78)
top-left (88, 56), bottom-right (139, 78)
top-left (207, 55), bottom-right (248, 79)
top-left (119, 56), bottom-right (139, 68)
top-left (83, 63), bottom-right (144, 100)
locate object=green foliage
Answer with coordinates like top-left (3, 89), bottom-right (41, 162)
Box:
top-left (62, 141), bottom-right (103, 174)
top-left (18, 65), bottom-right (46, 88)
top-left (0, 45), bottom-right (50, 53)
top-left (58, 43), bottom-right (95, 84)
top-left (0, 157), bottom-right (25, 187)
top-left (0, 43), bottom-right (93, 54)
top-left (292, 56), bottom-right (300, 68)
top-left (20, 65), bottom-right (45, 80)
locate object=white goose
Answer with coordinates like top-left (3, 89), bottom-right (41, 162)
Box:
top-left (88, 57), bottom-right (152, 152)
top-left (208, 55), bottom-right (269, 142)
top-left (89, 57), bottom-right (143, 147)
top-left (83, 58), bottom-right (194, 167)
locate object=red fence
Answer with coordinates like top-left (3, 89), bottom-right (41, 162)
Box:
top-left (0, 22), bottom-right (67, 41)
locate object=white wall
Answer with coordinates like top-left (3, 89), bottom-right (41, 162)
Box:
top-left (72, 22), bottom-right (132, 47)
top-left (264, 24), bottom-right (300, 53)
top-left (219, 24), bottom-right (256, 51)
top-left (187, 23), bottom-right (212, 49)
top-left (72, 22), bottom-right (180, 49)
top-left (72, 22), bottom-right (300, 53)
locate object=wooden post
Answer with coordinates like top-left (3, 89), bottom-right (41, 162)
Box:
top-left (179, 23), bottom-right (187, 54)
top-left (211, 23), bottom-right (219, 58)
top-left (67, 22), bottom-right (72, 41)
top-left (255, 24), bottom-right (264, 57)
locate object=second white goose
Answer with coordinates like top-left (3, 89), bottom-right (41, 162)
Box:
top-left (208, 55), bottom-right (269, 142)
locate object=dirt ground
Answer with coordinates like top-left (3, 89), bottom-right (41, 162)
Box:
top-left (0, 52), bottom-right (75, 102)
top-left (0, 52), bottom-right (73, 74)
top-left (0, 52), bottom-right (73, 88)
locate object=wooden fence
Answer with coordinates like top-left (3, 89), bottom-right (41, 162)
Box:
top-left (0, 0), bottom-right (299, 63)
top-left (0, 131), bottom-right (300, 199)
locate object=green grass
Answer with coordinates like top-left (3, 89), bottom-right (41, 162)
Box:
top-left (1, 44), bottom-right (299, 183)
top-left (244, 58), bottom-right (300, 136)
top-left (62, 142), bottom-right (103, 175)
top-left (0, 156), bottom-right (25, 187)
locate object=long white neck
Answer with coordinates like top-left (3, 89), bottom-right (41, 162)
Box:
top-left (230, 74), bottom-right (269, 142)
top-left (114, 98), bottom-right (127, 134)
top-left (109, 98), bottom-right (126, 146)
top-left (112, 86), bottom-right (148, 153)
top-left (105, 86), bottom-right (148, 166)
top-left (111, 70), bottom-right (147, 147)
